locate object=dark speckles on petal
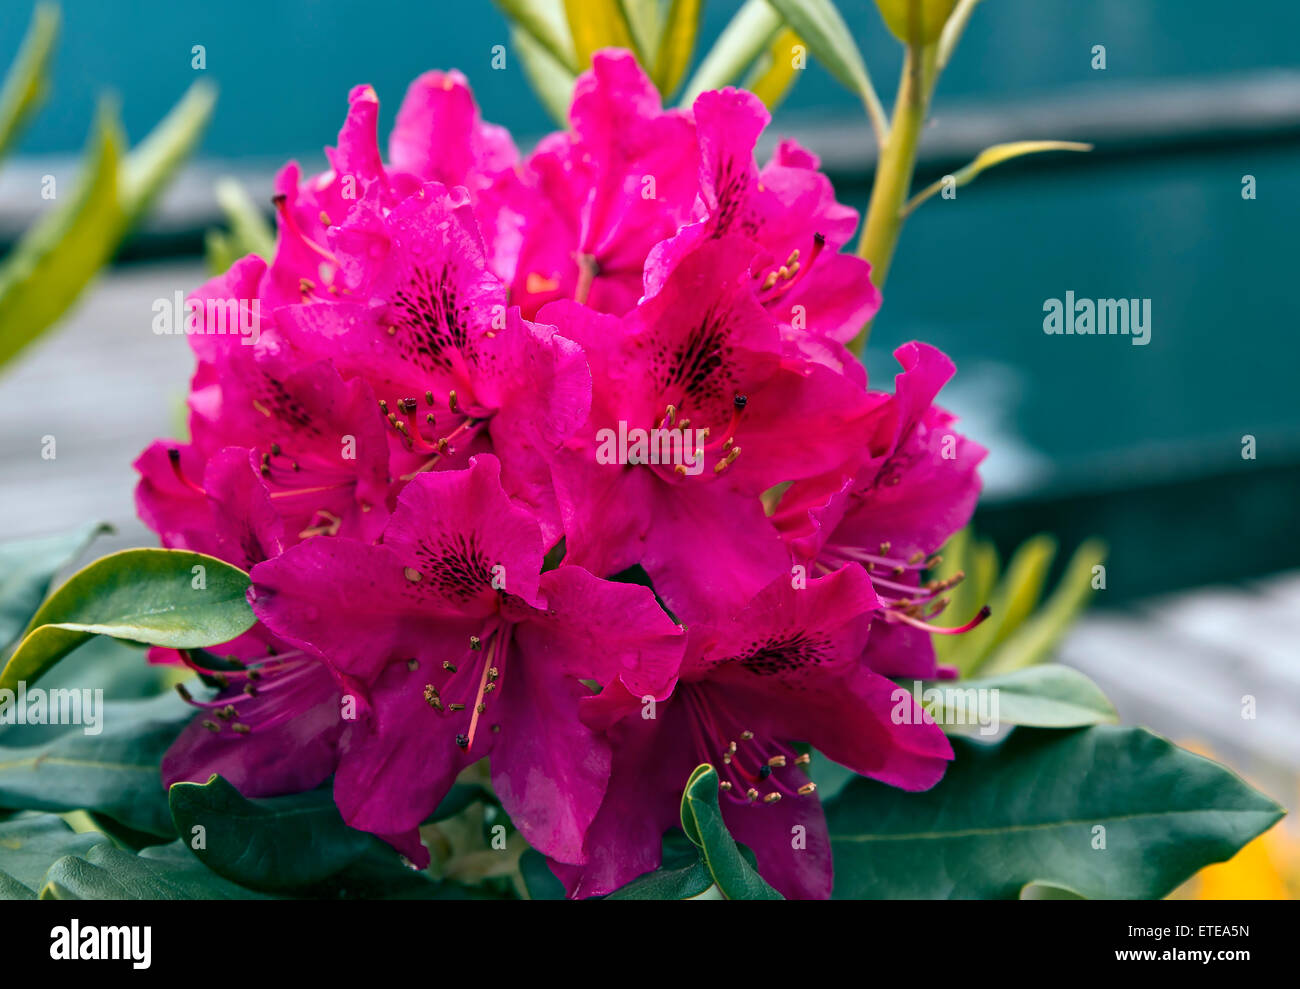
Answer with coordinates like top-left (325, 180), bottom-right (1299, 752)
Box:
top-left (734, 632), bottom-right (831, 676)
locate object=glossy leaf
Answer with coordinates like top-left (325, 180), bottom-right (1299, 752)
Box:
top-left (168, 775), bottom-right (379, 891)
top-left (0, 549), bottom-right (255, 693)
top-left (873, 0), bottom-right (958, 46)
top-left (681, 764), bottom-right (782, 899)
top-left (652, 0), bottom-right (703, 99)
top-left (0, 2), bottom-right (58, 161)
top-left (916, 665), bottom-right (1118, 732)
top-left (0, 521), bottom-right (110, 653)
top-left (0, 691), bottom-right (191, 837)
top-left (827, 727), bottom-right (1286, 899)
top-left (679, 0), bottom-right (782, 106)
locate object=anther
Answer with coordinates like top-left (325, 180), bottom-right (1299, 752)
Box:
top-left (443, 660), bottom-right (458, 672)
top-left (231, 723), bottom-right (251, 734)
top-left (764, 792), bottom-right (782, 804)
top-left (469, 636), bottom-right (482, 650)
top-left (407, 658), bottom-right (419, 671)
top-left (404, 567), bottom-right (423, 583)
top-left (797, 782), bottom-right (817, 796)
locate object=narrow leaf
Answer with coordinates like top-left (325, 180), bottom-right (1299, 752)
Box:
top-left (679, 0), bottom-right (782, 106)
top-left (493, 0), bottom-right (579, 73)
top-left (0, 1), bottom-right (59, 161)
top-left (513, 25), bottom-right (576, 127)
top-left (652, 0), bottom-right (704, 99)
top-left (873, 0), bottom-right (958, 46)
top-left (902, 141), bottom-right (1093, 218)
top-left (742, 27), bottom-right (804, 110)
top-left (563, 0), bottom-right (642, 69)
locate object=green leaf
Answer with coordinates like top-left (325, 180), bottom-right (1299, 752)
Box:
top-left (40, 840), bottom-right (270, 900)
top-left (0, 2), bottom-right (59, 161)
top-left (765, 0), bottom-right (882, 124)
top-left (0, 692), bottom-right (191, 837)
top-left (680, 0), bottom-right (783, 106)
top-left (651, 0), bottom-right (704, 99)
top-left (168, 775), bottom-right (377, 892)
top-left (826, 727), bottom-right (1286, 899)
top-left (902, 141), bottom-right (1093, 219)
top-left (0, 522), bottom-right (110, 654)
top-left (513, 24), bottom-right (576, 127)
top-left (493, 0), bottom-right (579, 73)
top-left (915, 665), bottom-right (1118, 732)
top-left (120, 80), bottom-right (215, 224)
top-left (607, 857), bottom-right (714, 899)
top-left (519, 847), bottom-right (566, 900)
top-left (680, 764), bottom-right (782, 899)
top-left (742, 27), bottom-right (805, 110)
top-left (0, 101), bottom-right (124, 370)
top-left (981, 539), bottom-right (1107, 675)
top-left (562, 0), bottom-right (642, 69)
top-left (873, 0), bottom-right (958, 46)
top-left (0, 813), bottom-right (108, 897)
top-left (0, 549), bottom-right (256, 693)
top-left (0, 81), bottom-right (213, 371)
top-left (954, 533), bottom-right (1055, 675)
top-left (932, 527), bottom-right (998, 671)
top-left (210, 176), bottom-right (275, 265)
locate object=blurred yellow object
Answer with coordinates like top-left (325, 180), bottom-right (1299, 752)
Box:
top-left (1174, 740), bottom-right (1297, 900)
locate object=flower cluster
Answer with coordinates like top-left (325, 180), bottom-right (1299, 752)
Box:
top-left (135, 50), bottom-right (985, 898)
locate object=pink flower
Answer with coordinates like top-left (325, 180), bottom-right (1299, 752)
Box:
top-left (541, 236), bottom-right (876, 616)
top-left (774, 342), bottom-right (988, 678)
top-left (247, 455), bottom-right (685, 865)
top-left (556, 565), bottom-right (952, 899)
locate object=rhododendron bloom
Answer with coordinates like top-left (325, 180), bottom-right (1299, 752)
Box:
top-left (129, 52), bottom-right (987, 899)
top-left (775, 342), bottom-right (988, 678)
top-left (559, 565), bottom-right (952, 899)
top-left (248, 456), bottom-right (684, 864)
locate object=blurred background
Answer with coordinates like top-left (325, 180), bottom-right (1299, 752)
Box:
top-left (0, 0), bottom-right (1296, 895)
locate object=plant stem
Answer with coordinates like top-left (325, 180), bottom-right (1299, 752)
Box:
top-left (851, 43), bottom-right (937, 355)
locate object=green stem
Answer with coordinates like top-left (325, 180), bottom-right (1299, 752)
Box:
top-left (850, 43), bottom-right (937, 355)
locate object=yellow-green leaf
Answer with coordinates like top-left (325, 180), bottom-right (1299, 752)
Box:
top-left (493, 0), bottom-right (579, 74)
top-left (0, 101), bottom-right (124, 370)
top-left (513, 24), bottom-right (576, 127)
top-left (562, 0), bottom-right (642, 69)
top-left (652, 0), bottom-right (704, 99)
top-left (902, 141), bottom-right (1093, 218)
top-left (679, 0), bottom-right (783, 106)
top-left (0, 1), bottom-right (59, 161)
top-left (981, 539), bottom-right (1107, 674)
top-left (743, 27), bottom-right (804, 111)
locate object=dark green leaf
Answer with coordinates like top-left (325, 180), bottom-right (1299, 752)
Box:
top-left (681, 764), bottom-right (782, 899)
top-left (519, 847), bottom-right (566, 900)
top-left (916, 665), bottom-right (1118, 732)
top-left (827, 727), bottom-right (1286, 899)
top-left (0, 813), bottom-right (108, 896)
top-left (0, 692), bottom-right (190, 837)
top-left (40, 840), bottom-right (270, 900)
top-left (168, 775), bottom-right (377, 891)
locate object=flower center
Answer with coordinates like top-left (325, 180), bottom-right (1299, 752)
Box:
top-left (417, 625), bottom-right (512, 754)
top-left (680, 685), bottom-right (815, 806)
top-left (819, 541), bottom-right (991, 635)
